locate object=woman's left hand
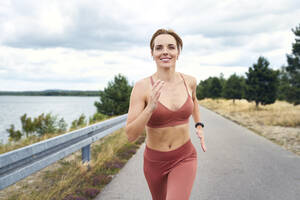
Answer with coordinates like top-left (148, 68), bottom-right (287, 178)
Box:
top-left (196, 128), bottom-right (206, 152)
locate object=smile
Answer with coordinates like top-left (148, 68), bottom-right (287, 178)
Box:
top-left (160, 58), bottom-right (171, 62)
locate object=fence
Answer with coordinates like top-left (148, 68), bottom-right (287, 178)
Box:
top-left (0, 114), bottom-right (127, 190)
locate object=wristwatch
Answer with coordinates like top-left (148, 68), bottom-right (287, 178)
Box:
top-left (195, 122), bottom-right (204, 128)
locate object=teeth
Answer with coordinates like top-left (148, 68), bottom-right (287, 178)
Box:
top-left (161, 58), bottom-right (170, 61)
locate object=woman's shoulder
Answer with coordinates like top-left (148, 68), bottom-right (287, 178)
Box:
top-left (132, 76), bottom-right (152, 95)
top-left (134, 75), bottom-right (152, 87)
top-left (180, 72), bottom-right (197, 87)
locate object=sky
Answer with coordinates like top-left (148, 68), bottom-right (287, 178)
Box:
top-left (0, 0), bottom-right (299, 91)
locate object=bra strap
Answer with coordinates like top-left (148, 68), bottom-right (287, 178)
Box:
top-left (150, 76), bottom-right (154, 85)
top-left (179, 73), bottom-right (190, 96)
top-left (151, 73), bottom-right (189, 96)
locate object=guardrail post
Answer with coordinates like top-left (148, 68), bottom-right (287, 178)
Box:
top-left (82, 144), bottom-right (91, 167)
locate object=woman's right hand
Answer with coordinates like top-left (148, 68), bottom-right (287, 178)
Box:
top-left (147, 80), bottom-right (165, 113)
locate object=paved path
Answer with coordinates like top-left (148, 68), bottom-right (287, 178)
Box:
top-left (95, 106), bottom-right (300, 200)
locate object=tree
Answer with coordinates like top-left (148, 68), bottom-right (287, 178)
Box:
top-left (209, 77), bottom-right (222, 99)
top-left (6, 125), bottom-right (22, 142)
top-left (196, 76), bottom-right (223, 99)
top-left (219, 73), bottom-right (227, 98)
top-left (197, 78), bottom-right (211, 100)
top-left (7, 112), bottom-right (67, 141)
top-left (20, 114), bottom-right (35, 138)
top-left (224, 74), bottom-right (245, 104)
top-left (285, 24), bottom-right (300, 105)
top-left (245, 56), bottom-right (279, 108)
top-left (33, 113), bottom-right (59, 136)
top-left (57, 118), bottom-right (68, 133)
top-left (277, 66), bottom-right (290, 101)
top-left (70, 113), bottom-right (87, 130)
top-left (94, 74), bottom-right (133, 116)
top-left (89, 112), bottom-right (108, 125)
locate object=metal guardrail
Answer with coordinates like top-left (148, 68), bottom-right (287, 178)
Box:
top-left (0, 114), bottom-right (127, 190)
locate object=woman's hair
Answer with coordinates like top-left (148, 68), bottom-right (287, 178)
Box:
top-left (150, 29), bottom-right (183, 53)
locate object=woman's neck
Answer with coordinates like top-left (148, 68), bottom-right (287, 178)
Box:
top-left (155, 68), bottom-right (178, 83)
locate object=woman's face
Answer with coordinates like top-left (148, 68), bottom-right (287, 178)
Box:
top-left (151, 34), bottom-right (179, 68)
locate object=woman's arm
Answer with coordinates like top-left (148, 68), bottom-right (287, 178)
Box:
top-left (191, 76), bottom-right (201, 123)
top-left (190, 76), bottom-right (206, 152)
top-left (125, 80), bottom-right (152, 142)
top-left (126, 78), bottom-right (164, 142)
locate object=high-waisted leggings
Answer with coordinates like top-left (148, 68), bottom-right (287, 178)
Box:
top-left (143, 139), bottom-right (197, 200)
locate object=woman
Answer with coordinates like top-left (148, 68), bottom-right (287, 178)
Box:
top-left (125, 28), bottom-right (206, 200)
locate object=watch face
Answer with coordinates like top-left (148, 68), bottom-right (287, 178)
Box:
top-left (195, 122), bottom-right (204, 128)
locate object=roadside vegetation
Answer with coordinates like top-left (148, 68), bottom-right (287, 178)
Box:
top-left (195, 24), bottom-right (300, 155)
top-left (1, 112), bottom-right (108, 154)
top-left (197, 24), bottom-right (300, 107)
top-left (199, 98), bottom-right (300, 155)
top-left (0, 74), bottom-right (139, 200)
top-left (1, 126), bottom-right (145, 200)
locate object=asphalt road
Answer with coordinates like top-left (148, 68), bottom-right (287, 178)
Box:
top-left (95, 105), bottom-right (300, 200)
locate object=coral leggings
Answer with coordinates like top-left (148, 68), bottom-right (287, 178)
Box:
top-left (143, 139), bottom-right (198, 200)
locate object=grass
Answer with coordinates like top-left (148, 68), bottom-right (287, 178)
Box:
top-left (199, 98), bottom-right (300, 155)
top-left (0, 121), bottom-right (146, 200)
top-left (199, 98), bottom-right (300, 127)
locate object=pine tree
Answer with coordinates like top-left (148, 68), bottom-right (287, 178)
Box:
top-left (245, 56), bottom-right (279, 108)
top-left (210, 77), bottom-right (222, 99)
top-left (285, 24), bottom-right (300, 105)
top-left (224, 74), bottom-right (245, 104)
top-left (277, 66), bottom-right (290, 100)
top-left (196, 77), bottom-right (222, 99)
top-left (94, 74), bottom-right (133, 116)
top-left (196, 78), bottom-right (212, 100)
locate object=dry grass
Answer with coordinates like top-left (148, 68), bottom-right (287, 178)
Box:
top-left (0, 127), bottom-right (146, 200)
top-left (199, 98), bottom-right (300, 155)
top-left (199, 98), bottom-right (300, 127)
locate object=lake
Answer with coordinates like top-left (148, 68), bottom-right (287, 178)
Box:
top-left (0, 96), bottom-right (100, 144)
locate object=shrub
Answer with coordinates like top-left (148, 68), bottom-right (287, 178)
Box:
top-left (84, 188), bottom-right (100, 198)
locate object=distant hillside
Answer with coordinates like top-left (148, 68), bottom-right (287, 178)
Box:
top-left (0, 89), bottom-right (100, 96)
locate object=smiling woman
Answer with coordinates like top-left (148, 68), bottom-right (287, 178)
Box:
top-left (125, 28), bottom-right (206, 200)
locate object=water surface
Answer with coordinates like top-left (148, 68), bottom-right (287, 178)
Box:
top-left (0, 96), bottom-right (100, 144)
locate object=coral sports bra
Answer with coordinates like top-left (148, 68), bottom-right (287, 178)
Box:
top-left (146, 73), bottom-right (194, 128)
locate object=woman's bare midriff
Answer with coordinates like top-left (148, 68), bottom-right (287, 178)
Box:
top-left (145, 123), bottom-right (190, 151)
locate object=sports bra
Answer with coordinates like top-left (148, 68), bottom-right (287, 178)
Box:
top-left (146, 73), bottom-right (194, 128)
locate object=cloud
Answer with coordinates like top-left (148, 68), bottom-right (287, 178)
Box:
top-left (1, 0), bottom-right (147, 50)
top-left (0, 0), bottom-right (299, 91)
top-left (2, 0), bottom-right (299, 51)
top-left (172, 0), bottom-right (300, 37)
top-left (0, 45), bottom-right (154, 91)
